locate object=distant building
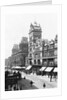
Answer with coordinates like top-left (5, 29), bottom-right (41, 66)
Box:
top-left (19, 37), bottom-right (28, 66)
top-left (12, 44), bottom-right (19, 55)
top-left (21, 37), bottom-right (28, 43)
top-left (5, 57), bottom-right (12, 67)
top-left (19, 37), bottom-right (28, 55)
top-left (10, 51), bottom-right (26, 67)
top-left (6, 37), bottom-right (28, 67)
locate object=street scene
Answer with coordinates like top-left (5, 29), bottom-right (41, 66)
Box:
top-left (5, 16), bottom-right (58, 91)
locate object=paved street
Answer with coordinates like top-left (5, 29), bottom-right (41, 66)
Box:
top-left (21, 72), bottom-right (57, 89)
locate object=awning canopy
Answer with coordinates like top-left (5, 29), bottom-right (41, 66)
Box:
top-left (12, 66), bottom-right (22, 69)
top-left (39, 67), bottom-right (46, 71)
top-left (12, 66), bottom-right (16, 68)
top-left (53, 68), bottom-right (57, 72)
top-left (26, 65), bottom-right (32, 70)
top-left (45, 67), bottom-right (53, 72)
top-left (15, 66), bottom-right (22, 69)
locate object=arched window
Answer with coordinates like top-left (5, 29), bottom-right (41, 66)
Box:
top-left (34, 60), bottom-right (36, 64)
top-left (38, 59), bottom-right (40, 64)
top-left (43, 61), bottom-right (47, 66)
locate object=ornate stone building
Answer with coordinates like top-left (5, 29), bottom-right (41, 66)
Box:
top-left (26, 22), bottom-right (58, 69)
top-left (42, 35), bottom-right (58, 67)
top-left (27, 22), bottom-right (42, 67)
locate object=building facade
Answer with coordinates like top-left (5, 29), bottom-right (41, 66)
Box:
top-left (5, 22), bottom-right (57, 70)
top-left (54, 35), bottom-right (57, 67)
top-left (27, 22), bottom-right (42, 67)
top-left (42, 35), bottom-right (57, 67)
top-left (26, 22), bottom-right (58, 70)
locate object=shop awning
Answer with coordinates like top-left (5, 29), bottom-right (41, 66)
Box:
top-left (53, 68), bottom-right (57, 72)
top-left (12, 66), bottom-right (22, 69)
top-left (12, 66), bottom-right (16, 68)
top-left (15, 66), bottom-right (22, 69)
top-left (39, 67), bottom-right (46, 71)
top-left (26, 65), bottom-right (32, 70)
top-left (45, 67), bottom-right (53, 72)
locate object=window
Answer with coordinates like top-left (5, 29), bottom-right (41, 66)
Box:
top-left (43, 52), bottom-right (49, 57)
top-left (36, 43), bottom-right (38, 47)
top-left (54, 43), bottom-right (57, 48)
top-left (34, 54), bottom-right (37, 58)
top-left (30, 48), bottom-right (32, 52)
top-left (29, 60), bottom-right (32, 65)
top-left (33, 39), bottom-right (36, 43)
top-left (49, 50), bottom-right (54, 56)
top-left (30, 42), bottom-right (32, 46)
top-left (49, 61), bottom-right (54, 66)
top-left (43, 61), bottom-right (47, 66)
top-left (33, 45), bottom-right (35, 49)
top-left (34, 60), bottom-right (36, 64)
top-left (38, 54), bottom-right (40, 58)
top-left (38, 59), bottom-right (40, 64)
top-left (54, 50), bottom-right (57, 56)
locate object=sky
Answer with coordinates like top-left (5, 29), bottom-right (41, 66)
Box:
top-left (5, 6), bottom-right (58, 58)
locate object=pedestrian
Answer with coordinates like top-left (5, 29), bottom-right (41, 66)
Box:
top-left (50, 74), bottom-right (52, 82)
top-left (24, 77), bottom-right (26, 79)
top-left (30, 81), bottom-right (33, 87)
top-left (14, 85), bottom-right (16, 90)
top-left (43, 83), bottom-right (46, 88)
